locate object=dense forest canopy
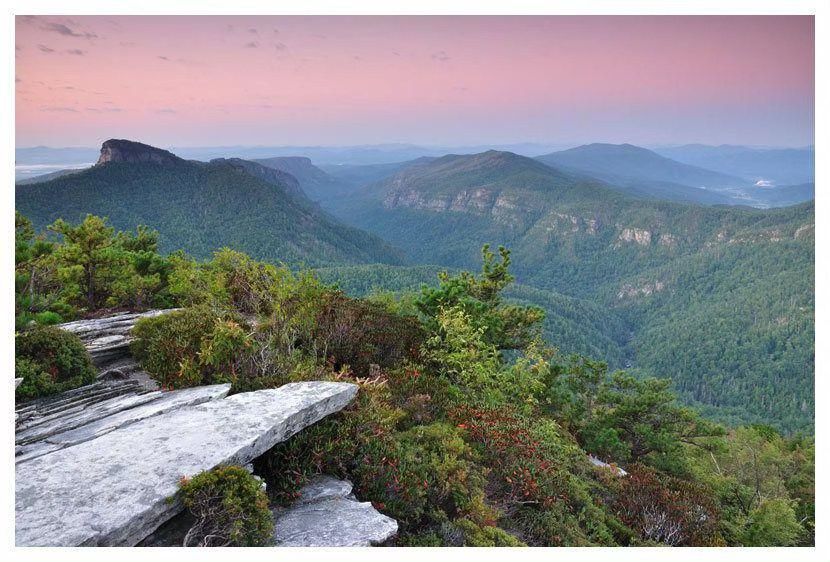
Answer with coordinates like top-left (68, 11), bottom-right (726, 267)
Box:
top-left (13, 213), bottom-right (814, 547)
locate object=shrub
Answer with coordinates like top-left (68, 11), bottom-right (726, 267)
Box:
top-left (355, 422), bottom-right (489, 528)
top-left (450, 405), bottom-right (617, 546)
top-left (15, 326), bottom-right (96, 401)
top-left (611, 464), bottom-right (722, 546)
top-left (312, 292), bottom-right (425, 377)
top-left (178, 465), bottom-right (273, 547)
top-left (131, 307), bottom-right (248, 389)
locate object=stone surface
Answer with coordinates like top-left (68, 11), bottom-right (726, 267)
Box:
top-left (15, 381), bottom-right (358, 547)
top-left (15, 384), bottom-right (231, 463)
top-left (58, 309), bottom-right (176, 369)
top-left (272, 475), bottom-right (398, 547)
top-left (588, 454), bottom-right (628, 477)
top-left (97, 139), bottom-right (182, 166)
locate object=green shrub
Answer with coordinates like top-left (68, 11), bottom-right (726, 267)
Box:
top-left (15, 326), bottom-right (96, 401)
top-left (132, 306), bottom-right (248, 389)
top-left (312, 292), bottom-right (425, 377)
top-left (178, 465), bottom-right (273, 547)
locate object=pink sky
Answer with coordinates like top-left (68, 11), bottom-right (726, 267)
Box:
top-left (15, 15), bottom-right (814, 148)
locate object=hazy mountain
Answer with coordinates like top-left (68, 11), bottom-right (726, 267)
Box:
top-left (15, 168), bottom-right (89, 185)
top-left (320, 157), bottom-right (437, 193)
top-left (252, 156), bottom-right (348, 200)
top-left (654, 144), bottom-right (815, 185)
top-left (15, 139), bottom-right (403, 267)
top-left (536, 142), bottom-right (746, 193)
top-left (325, 150), bottom-right (814, 431)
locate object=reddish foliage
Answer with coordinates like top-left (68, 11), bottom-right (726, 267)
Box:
top-left (449, 405), bottom-right (571, 510)
top-left (312, 293), bottom-right (425, 377)
top-left (611, 464), bottom-right (721, 546)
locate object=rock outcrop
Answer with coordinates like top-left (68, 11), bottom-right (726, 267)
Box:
top-left (15, 381), bottom-right (358, 547)
top-left (15, 381), bottom-right (231, 463)
top-left (272, 475), bottom-right (398, 546)
top-left (58, 309), bottom-right (176, 370)
top-left (96, 139), bottom-right (182, 166)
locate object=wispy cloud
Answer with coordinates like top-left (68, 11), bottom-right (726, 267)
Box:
top-left (431, 50), bottom-right (451, 62)
top-left (40, 106), bottom-right (78, 113)
top-left (155, 108), bottom-right (177, 114)
top-left (42, 22), bottom-right (97, 39)
top-left (37, 45), bottom-right (55, 53)
top-left (66, 49), bottom-right (86, 56)
top-left (244, 41), bottom-right (259, 49)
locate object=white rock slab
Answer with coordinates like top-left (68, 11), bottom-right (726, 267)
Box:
top-left (15, 384), bottom-right (232, 463)
top-left (15, 381), bottom-right (358, 547)
top-left (272, 475), bottom-right (397, 547)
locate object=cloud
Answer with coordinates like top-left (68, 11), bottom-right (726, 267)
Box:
top-left (431, 50), bottom-right (451, 62)
top-left (85, 107), bottom-right (122, 113)
top-left (40, 106), bottom-right (78, 113)
top-left (42, 22), bottom-right (97, 39)
top-left (244, 41), bottom-right (260, 48)
top-left (273, 42), bottom-right (287, 51)
top-left (66, 49), bottom-right (86, 56)
top-left (157, 55), bottom-right (170, 61)
top-left (755, 179), bottom-right (775, 188)
top-left (248, 28), bottom-right (259, 35)
top-left (16, 77), bottom-right (21, 83)
top-left (37, 45), bottom-right (55, 53)
top-left (155, 108), bottom-right (177, 114)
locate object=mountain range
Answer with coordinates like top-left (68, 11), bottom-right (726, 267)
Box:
top-left (14, 138), bottom-right (815, 431)
top-left (15, 140), bottom-right (402, 267)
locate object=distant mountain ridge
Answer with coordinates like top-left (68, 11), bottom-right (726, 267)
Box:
top-left (536, 143), bottom-right (745, 188)
top-left (15, 139), bottom-right (403, 267)
top-left (654, 144), bottom-right (815, 185)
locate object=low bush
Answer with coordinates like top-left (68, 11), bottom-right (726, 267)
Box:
top-left (178, 465), bottom-right (273, 547)
top-left (131, 307), bottom-right (249, 389)
top-left (312, 292), bottom-right (425, 377)
top-left (610, 464), bottom-right (722, 546)
top-left (15, 326), bottom-right (96, 401)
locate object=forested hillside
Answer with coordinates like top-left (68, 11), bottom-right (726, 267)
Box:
top-left (14, 216), bottom-right (814, 546)
top-left (323, 151), bottom-right (815, 432)
top-left (15, 140), bottom-right (402, 267)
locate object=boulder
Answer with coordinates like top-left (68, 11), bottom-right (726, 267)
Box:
top-left (15, 381), bottom-right (357, 547)
top-left (272, 475), bottom-right (398, 547)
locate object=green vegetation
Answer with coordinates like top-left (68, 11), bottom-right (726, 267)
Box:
top-left (322, 151), bottom-right (814, 432)
top-left (11, 207), bottom-right (812, 546)
top-left (15, 151), bottom-right (401, 267)
top-left (15, 326), bottom-right (96, 401)
top-left (177, 465), bottom-right (274, 547)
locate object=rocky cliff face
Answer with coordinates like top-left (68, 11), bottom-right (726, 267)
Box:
top-left (96, 139), bottom-right (182, 166)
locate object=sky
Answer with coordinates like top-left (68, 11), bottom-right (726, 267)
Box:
top-left (15, 15), bottom-right (815, 148)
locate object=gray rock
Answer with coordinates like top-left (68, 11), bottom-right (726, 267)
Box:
top-left (15, 381), bottom-right (357, 546)
top-left (272, 475), bottom-right (397, 547)
top-left (273, 497), bottom-right (398, 547)
top-left (16, 384), bottom-right (231, 463)
top-left (295, 475), bottom-right (354, 504)
top-left (58, 309), bottom-right (177, 368)
top-left (588, 454), bottom-right (628, 477)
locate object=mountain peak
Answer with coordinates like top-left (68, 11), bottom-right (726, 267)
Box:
top-left (96, 139), bottom-right (182, 166)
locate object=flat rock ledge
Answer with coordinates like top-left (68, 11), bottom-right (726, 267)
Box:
top-left (15, 382), bottom-right (231, 463)
top-left (15, 381), bottom-right (358, 547)
top-left (58, 309), bottom-right (177, 369)
top-left (273, 475), bottom-right (398, 547)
